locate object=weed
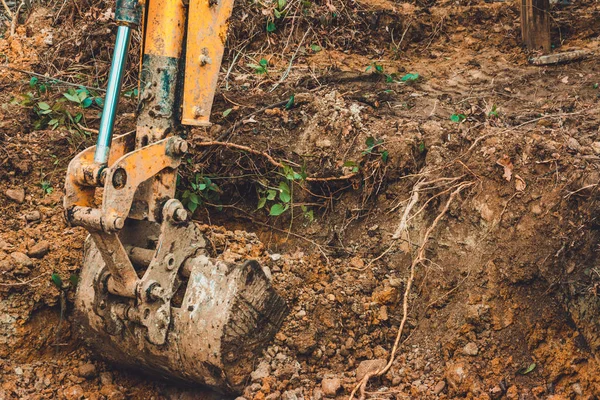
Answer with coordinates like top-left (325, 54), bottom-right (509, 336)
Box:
top-left (362, 136), bottom-right (389, 162)
top-left (257, 164), bottom-right (313, 221)
top-left (248, 58), bottom-right (269, 74)
top-left (450, 113), bottom-right (466, 123)
top-left (400, 73), bottom-right (420, 83)
top-left (180, 174), bottom-right (222, 212)
top-left (488, 104), bottom-right (499, 118)
top-left (40, 180), bottom-right (53, 195)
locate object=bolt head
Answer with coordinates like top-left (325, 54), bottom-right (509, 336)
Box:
top-left (113, 217), bottom-right (125, 230)
top-left (175, 208), bottom-right (188, 221)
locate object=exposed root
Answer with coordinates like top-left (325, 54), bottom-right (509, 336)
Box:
top-left (349, 181), bottom-right (474, 400)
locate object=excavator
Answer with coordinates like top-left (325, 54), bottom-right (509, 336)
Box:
top-left (63, 0), bottom-right (288, 393)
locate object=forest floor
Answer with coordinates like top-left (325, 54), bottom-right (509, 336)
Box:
top-left (1, 0), bottom-right (600, 398)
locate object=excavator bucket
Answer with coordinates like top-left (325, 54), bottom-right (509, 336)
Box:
top-left (63, 0), bottom-right (289, 393)
top-left (75, 223), bottom-right (287, 392)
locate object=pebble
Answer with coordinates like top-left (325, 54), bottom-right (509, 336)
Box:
top-left (250, 361), bottom-right (271, 382)
top-left (592, 141), bottom-right (600, 155)
top-left (327, 294), bottom-right (335, 301)
top-left (64, 384), bottom-right (85, 400)
top-left (77, 363), bottom-right (97, 379)
top-left (462, 342), bottom-right (478, 356)
top-left (269, 253), bottom-right (282, 261)
top-left (99, 372), bottom-right (113, 386)
top-left (14, 367), bottom-right (23, 375)
top-left (444, 362), bottom-right (466, 390)
top-left (356, 359), bottom-right (386, 381)
top-left (433, 380), bottom-right (446, 394)
top-left (28, 241), bottom-right (50, 259)
top-left (5, 188), bottom-right (25, 204)
top-left (24, 210), bottom-right (41, 221)
top-left (321, 377), bottom-right (341, 396)
top-left (11, 252), bottom-right (33, 268)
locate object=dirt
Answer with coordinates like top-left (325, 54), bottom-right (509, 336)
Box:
top-left (2, 0), bottom-right (600, 399)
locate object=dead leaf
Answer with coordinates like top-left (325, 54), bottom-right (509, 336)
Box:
top-left (561, 76), bottom-right (569, 84)
top-left (515, 175), bottom-right (526, 191)
top-left (242, 117), bottom-right (257, 124)
top-left (496, 155), bottom-right (513, 182)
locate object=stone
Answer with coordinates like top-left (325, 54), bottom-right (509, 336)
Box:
top-left (24, 210), bottom-right (41, 221)
top-left (5, 188), bottom-right (25, 204)
top-left (490, 385), bottom-right (503, 399)
top-left (269, 253), bottom-right (282, 261)
top-left (321, 377), bottom-right (341, 396)
top-left (11, 252), bottom-right (33, 268)
top-left (445, 362), bottom-right (467, 391)
top-left (14, 367), bottom-right (23, 375)
top-left (265, 392), bottom-right (281, 400)
top-left (281, 388), bottom-right (304, 400)
top-left (592, 141), bottom-right (600, 155)
top-left (64, 384), bottom-right (85, 400)
top-left (99, 372), bottom-right (113, 386)
top-left (462, 342), bottom-right (478, 356)
top-left (433, 380), bottom-right (446, 394)
top-left (567, 137), bottom-right (581, 152)
top-left (356, 359), bottom-right (386, 381)
top-left (77, 363), bottom-right (97, 379)
top-left (100, 385), bottom-right (125, 400)
top-left (250, 361), bottom-right (271, 382)
top-left (28, 241), bottom-right (50, 259)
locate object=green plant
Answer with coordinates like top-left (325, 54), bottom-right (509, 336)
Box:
top-left (248, 58), bottom-right (269, 74)
top-left (487, 104), bottom-right (499, 118)
top-left (41, 180), bottom-right (53, 195)
top-left (362, 136), bottom-right (389, 162)
top-left (450, 113), bottom-right (466, 123)
top-left (257, 164), bottom-right (312, 220)
top-left (180, 174), bottom-right (222, 212)
top-left (400, 73), bottom-right (420, 83)
top-left (365, 62), bottom-right (396, 83)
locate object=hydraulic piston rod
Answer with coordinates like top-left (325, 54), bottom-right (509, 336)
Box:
top-left (94, 26), bottom-right (132, 164)
top-left (93, 0), bottom-right (141, 165)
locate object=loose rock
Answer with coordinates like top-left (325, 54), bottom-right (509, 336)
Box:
top-left (356, 359), bottom-right (386, 381)
top-left (11, 252), bottom-right (33, 269)
top-left (64, 384), bottom-right (85, 400)
top-left (77, 363), bottom-right (97, 379)
top-left (5, 188), bottom-right (25, 204)
top-left (250, 361), bottom-right (271, 382)
top-left (462, 342), bottom-right (478, 356)
top-left (433, 380), bottom-right (446, 394)
top-left (24, 210), bottom-right (41, 221)
top-left (321, 377), bottom-right (341, 396)
top-left (445, 362), bottom-right (466, 391)
top-left (28, 241), bottom-right (50, 259)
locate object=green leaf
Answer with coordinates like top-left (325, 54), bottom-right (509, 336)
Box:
top-left (365, 65), bottom-right (372, 72)
top-left (39, 84), bottom-right (47, 93)
top-left (269, 203), bottom-right (288, 216)
top-left (277, 0), bottom-right (286, 9)
top-left (187, 200), bottom-right (198, 213)
top-left (74, 113), bottom-right (83, 123)
top-left (517, 363), bottom-right (536, 375)
top-left (418, 141), bottom-right (426, 153)
top-left (266, 21), bottom-right (276, 33)
top-left (274, 8), bottom-right (281, 18)
top-left (285, 94), bottom-right (295, 110)
top-left (257, 197), bottom-right (267, 209)
top-left (82, 97), bottom-right (93, 108)
top-left (198, 183), bottom-right (207, 191)
top-left (95, 97), bottom-right (104, 107)
top-left (63, 92), bottom-right (80, 103)
top-left (279, 181), bottom-right (291, 203)
top-left (69, 274), bottom-right (79, 287)
top-left (51, 273), bottom-right (63, 289)
top-left (365, 136), bottom-right (375, 149)
top-left (259, 58), bottom-right (268, 67)
top-left (375, 64), bottom-right (383, 73)
top-left (401, 73), bottom-right (420, 82)
top-left (77, 90), bottom-right (89, 102)
top-left (189, 193), bottom-right (200, 205)
top-left (37, 102), bottom-right (50, 111)
top-left (29, 77), bottom-right (38, 88)
top-left (223, 108), bottom-right (233, 117)
top-left (310, 44), bottom-right (322, 52)
top-left (450, 113), bottom-right (466, 123)
top-left (267, 189), bottom-right (277, 201)
top-left (381, 150), bottom-right (389, 163)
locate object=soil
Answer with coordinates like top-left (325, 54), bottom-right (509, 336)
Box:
top-left (1, 0), bottom-right (600, 399)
